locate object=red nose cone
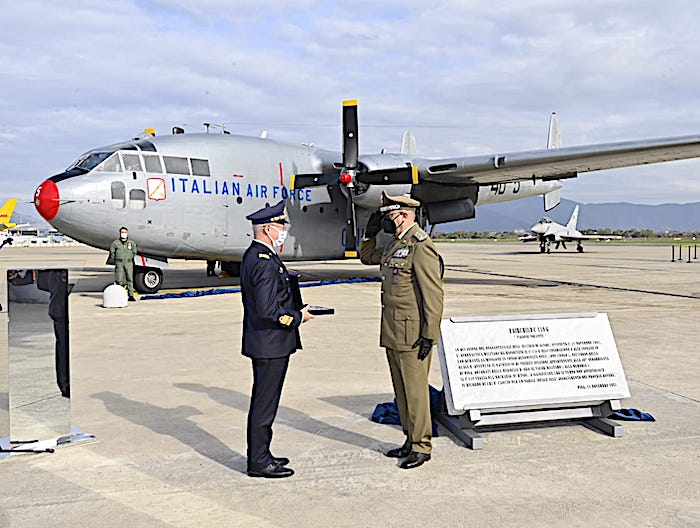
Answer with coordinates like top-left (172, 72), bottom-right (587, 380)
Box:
top-left (339, 172), bottom-right (353, 184)
top-left (34, 179), bottom-right (60, 220)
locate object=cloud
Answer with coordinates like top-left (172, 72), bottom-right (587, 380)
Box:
top-left (1, 0), bottom-right (699, 203)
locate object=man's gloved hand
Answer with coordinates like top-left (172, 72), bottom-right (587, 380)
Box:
top-left (413, 337), bottom-right (434, 361)
top-left (364, 211), bottom-right (382, 238)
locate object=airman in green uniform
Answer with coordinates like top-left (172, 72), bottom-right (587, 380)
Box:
top-left (109, 226), bottom-right (138, 301)
top-left (360, 193), bottom-right (444, 469)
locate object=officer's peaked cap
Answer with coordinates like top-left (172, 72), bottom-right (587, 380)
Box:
top-left (246, 200), bottom-right (288, 225)
top-left (379, 191), bottom-right (420, 213)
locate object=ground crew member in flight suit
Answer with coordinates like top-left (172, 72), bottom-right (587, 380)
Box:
top-left (240, 200), bottom-right (313, 478)
top-left (360, 193), bottom-right (444, 470)
top-left (109, 226), bottom-right (138, 301)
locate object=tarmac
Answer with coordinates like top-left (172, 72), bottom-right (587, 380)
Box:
top-left (0, 241), bottom-right (698, 528)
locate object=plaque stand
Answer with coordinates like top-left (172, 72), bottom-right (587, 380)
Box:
top-left (435, 397), bottom-right (624, 450)
top-left (0, 427), bottom-right (95, 459)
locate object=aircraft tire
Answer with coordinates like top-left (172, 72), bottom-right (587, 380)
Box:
top-left (134, 267), bottom-right (163, 294)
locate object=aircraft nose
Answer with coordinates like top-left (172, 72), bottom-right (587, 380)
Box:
top-left (34, 179), bottom-right (60, 220)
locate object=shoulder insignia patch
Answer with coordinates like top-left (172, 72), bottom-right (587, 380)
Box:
top-left (279, 314), bottom-right (294, 326)
top-left (258, 253), bottom-right (270, 259)
top-left (413, 230), bottom-right (428, 242)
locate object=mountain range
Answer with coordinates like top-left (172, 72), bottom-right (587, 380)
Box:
top-left (4, 195), bottom-right (699, 234)
top-left (435, 197), bottom-right (700, 233)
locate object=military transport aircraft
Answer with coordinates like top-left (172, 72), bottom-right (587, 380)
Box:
top-left (521, 205), bottom-right (622, 253)
top-left (33, 101), bottom-right (700, 293)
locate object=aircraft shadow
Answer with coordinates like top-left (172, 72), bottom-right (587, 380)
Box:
top-left (174, 383), bottom-right (393, 454)
top-left (92, 391), bottom-right (247, 473)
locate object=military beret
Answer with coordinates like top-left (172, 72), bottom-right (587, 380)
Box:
top-left (245, 200), bottom-right (288, 225)
top-left (379, 191), bottom-right (420, 213)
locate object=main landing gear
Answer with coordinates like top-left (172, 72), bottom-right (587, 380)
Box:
top-left (134, 267), bottom-right (163, 294)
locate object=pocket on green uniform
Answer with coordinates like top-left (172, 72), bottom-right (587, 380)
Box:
top-left (394, 310), bottom-right (419, 346)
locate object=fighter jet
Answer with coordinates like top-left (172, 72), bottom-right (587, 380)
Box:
top-left (521, 205), bottom-right (622, 253)
top-left (33, 101), bottom-right (700, 293)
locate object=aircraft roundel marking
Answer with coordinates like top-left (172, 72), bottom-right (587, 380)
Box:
top-left (147, 178), bottom-right (166, 201)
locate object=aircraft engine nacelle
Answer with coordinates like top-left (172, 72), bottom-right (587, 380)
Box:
top-left (352, 182), bottom-right (412, 209)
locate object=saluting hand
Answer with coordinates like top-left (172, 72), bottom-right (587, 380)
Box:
top-left (364, 211), bottom-right (382, 238)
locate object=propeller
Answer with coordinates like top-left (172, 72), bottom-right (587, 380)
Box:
top-left (290, 100), bottom-right (418, 258)
top-left (341, 100), bottom-right (359, 257)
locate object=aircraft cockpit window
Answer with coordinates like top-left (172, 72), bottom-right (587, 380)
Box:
top-left (75, 151), bottom-right (113, 171)
top-left (122, 153), bottom-right (143, 172)
top-left (539, 217), bottom-right (552, 223)
top-left (163, 156), bottom-right (190, 175)
top-left (111, 182), bottom-right (126, 209)
top-left (129, 189), bottom-right (146, 210)
top-left (94, 153), bottom-right (122, 173)
top-left (143, 154), bottom-right (163, 173)
top-left (191, 158), bottom-right (210, 177)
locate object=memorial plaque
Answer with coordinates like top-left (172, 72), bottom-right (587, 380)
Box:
top-left (439, 313), bottom-right (630, 415)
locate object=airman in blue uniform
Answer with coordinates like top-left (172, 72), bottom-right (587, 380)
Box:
top-left (240, 200), bottom-right (313, 478)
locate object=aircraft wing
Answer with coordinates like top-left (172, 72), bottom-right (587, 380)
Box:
top-left (411, 134), bottom-right (700, 185)
top-left (560, 234), bottom-right (623, 241)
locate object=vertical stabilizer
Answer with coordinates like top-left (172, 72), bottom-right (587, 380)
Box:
top-left (401, 130), bottom-right (417, 155)
top-left (566, 205), bottom-right (580, 230)
top-left (547, 112), bottom-right (562, 149)
top-left (0, 198), bottom-right (18, 227)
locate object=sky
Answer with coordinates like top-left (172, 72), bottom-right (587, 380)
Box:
top-left (3, 0), bottom-right (700, 210)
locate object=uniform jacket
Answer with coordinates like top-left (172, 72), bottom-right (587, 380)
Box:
top-left (361, 223), bottom-right (444, 351)
top-left (110, 238), bottom-right (138, 262)
top-left (240, 240), bottom-right (302, 359)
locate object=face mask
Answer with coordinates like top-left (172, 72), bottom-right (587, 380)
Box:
top-left (120, 233), bottom-right (128, 240)
top-left (382, 216), bottom-right (398, 235)
top-left (269, 226), bottom-right (287, 249)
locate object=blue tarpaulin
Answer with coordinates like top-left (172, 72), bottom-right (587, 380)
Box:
top-left (371, 385), bottom-right (443, 437)
top-left (141, 276), bottom-right (381, 300)
top-left (610, 408), bottom-right (655, 421)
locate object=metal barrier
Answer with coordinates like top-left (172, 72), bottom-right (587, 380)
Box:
top-left (671, 244), bottom-right (697, 262)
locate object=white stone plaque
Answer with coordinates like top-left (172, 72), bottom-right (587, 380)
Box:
top-left (438, 313), bottom-right (630, 415)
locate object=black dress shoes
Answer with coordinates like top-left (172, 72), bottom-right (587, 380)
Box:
top-left (399, 451), bottom-right (431, 469)
top-left (247, 462), bottom-right (294, 478)
top-left (272, 456), bottom-right (290, 466)
top-left (384, 444), bottom-right (412, 458)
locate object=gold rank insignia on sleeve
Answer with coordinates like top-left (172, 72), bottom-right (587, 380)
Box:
top-left (279, 314), bottom-right (294, 326)
top-left (258, 253), bottom-right (270, 259)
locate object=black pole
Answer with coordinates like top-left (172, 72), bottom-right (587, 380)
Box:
top-left (688, 245), bottom-right (692, 263)
top-left (671, 245), bottom-right (675, 262)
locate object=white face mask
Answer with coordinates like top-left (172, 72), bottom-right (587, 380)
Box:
top-left (269, 225), bottom-right (287, 249)
top-left (120, 232), bottom-right (128, 240)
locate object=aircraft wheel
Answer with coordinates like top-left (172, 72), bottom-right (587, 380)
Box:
top-left (220, 261), bottom-right (242, 277)
top-left (134, 267), bottom-right (163, 294)
top-left (577, 246), bottom-right (584, 253)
